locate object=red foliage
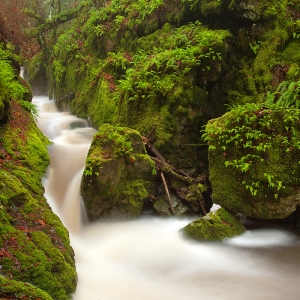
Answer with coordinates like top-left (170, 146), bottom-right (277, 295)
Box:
top-left (0, 0), bottom-right (39, 58)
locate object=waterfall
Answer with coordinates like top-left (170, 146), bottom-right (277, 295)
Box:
top-left (33, 96), bottom-right (300, 300)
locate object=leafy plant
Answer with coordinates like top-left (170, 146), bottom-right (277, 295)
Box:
top-left (18, 100), bottom-right (39, 120)
top-left (249, 41), bottom-right (260, 55)
top-left (265, 79), bottom-right (300, 107)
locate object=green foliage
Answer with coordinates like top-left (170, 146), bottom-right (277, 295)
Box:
top-left (0, 46), bottom-right (27, 102)
top-left (266, 80), bottom-right (300, 107)
top-left (293, 31), bottom-right (300, 39)
top-left (19, 99), bottom-right (39, 120)
top-left (249, 41), bottom-right (260, 55)
top-left (0, 276), bottom-right (52, 300)
top-left (0, 97), bottom-right (77, 298)
top-left (116, 22), bottom-right (229, 103)
top-left (84, 124), bottom-right (135, 178)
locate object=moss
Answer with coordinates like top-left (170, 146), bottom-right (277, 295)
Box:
top-left (0, 91), bottom-right (77, 298)
top-left (49, 3), bottom-right (231, 164)
top-left (205, 103), bottom-right (300, 219)
top-left (0, 276), bottom-right (52, 300)
top-left (200, 0), bottom-right (223, 16)
top-left (182, 207), bottom-right (246, 241)
top-left (81, 124), bottom-right (156, 220)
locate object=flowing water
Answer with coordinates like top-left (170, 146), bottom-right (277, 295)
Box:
top-left (33, 96), bottom-right (300, 300)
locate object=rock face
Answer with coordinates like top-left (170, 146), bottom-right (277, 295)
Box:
top-left (81, 124), bottom-right (156, 221)
top-left (204, 103), bottom-right (300, 220)
top-left (182, 208), bottom-right (246, 241)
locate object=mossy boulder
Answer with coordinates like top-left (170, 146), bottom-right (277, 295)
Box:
top-left (204, 103), bottom-right (300, 220)
top-left (81, 124), bottom-right (156, 221)
top-left (181, 207), bottom-right (245, 241)
top-left (0, 96), bottom-right (77, 299)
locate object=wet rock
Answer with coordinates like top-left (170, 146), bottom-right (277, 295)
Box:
top-left (181, 208), bottom-right (246, 241)
top-left (56, 92), bottom-right (75, 111)
top-left (229, 0), bottom-right (261, 21)
top-left (81, 124), bottom-right (156, 220)
top-left (153, 194), bottom-right (189, 216)
top-left (205, 104), bottom-right (300, 220)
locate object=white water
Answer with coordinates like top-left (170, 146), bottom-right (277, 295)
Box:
top-left (33, 96), bottom-right (300, 300)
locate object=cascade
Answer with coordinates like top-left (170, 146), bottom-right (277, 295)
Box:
top-left (33, 96), bottom-right (300, 300)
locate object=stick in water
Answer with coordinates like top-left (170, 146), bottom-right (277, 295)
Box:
top-left (160, 172), bottom-right (175, 215)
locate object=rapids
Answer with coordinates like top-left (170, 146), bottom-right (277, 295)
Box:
top-left (33, 96), bottom-right (300, 300)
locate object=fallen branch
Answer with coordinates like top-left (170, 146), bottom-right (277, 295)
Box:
top-left (142, 136), bottom-right (165, 162)
top-left (160, 172), bottom-right (175, 215)
top-left (143, 135), bottom-right (210, 215)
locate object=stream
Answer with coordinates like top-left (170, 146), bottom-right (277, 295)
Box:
top-left (33, 96), bottom-right (300, 300)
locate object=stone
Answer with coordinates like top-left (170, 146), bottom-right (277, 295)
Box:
top-left (181, 208), bottom-right (246, 241)
top-left (205, 104), bottom-right (300, 220)
top-left (81, 124), bottom-right (156, 220)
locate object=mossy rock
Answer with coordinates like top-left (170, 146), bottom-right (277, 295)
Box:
top-left (181, 207), bottom-right (246, 241)
top-left (205, 103), bottom-right (300, 220)
top-left (0, 96), bottom-right (77, 298)
top-left (81, 124), bottom-right (156, 220)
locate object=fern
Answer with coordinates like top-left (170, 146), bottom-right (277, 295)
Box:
top-left (266, 80), bottom-right (300, 108)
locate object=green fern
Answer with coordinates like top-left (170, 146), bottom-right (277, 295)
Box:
top-left (266, 80), bottom-right (300, 107)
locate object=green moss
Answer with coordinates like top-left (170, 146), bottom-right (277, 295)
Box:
top-left (81, 124), bottom-right (155, 220)
top-left (204, 103), bottom-right (300, 219)
top-left (0, 276), bottom-right (52, 300)
top-left (182, 207), bottom-right (246, 241)
top-left (0, 84), bottom-right (77, 298)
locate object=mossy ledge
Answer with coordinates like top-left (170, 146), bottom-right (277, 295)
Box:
top-left (0, 53), bottom-right (77, 299)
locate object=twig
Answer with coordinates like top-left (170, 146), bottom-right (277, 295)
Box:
top-left (160, 172), bottom-right (175, 215)
top-left (142, 136), bottom-right (166, 162)
top-left (199, 199), bottom-right (207, 215)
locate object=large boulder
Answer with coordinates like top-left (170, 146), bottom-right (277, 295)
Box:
top-left (204, 103), bottom-right (300, 220)
top-left (81, 124), bottom-right (156, 221)
top-left (181, 208), bottom-right (246, 241)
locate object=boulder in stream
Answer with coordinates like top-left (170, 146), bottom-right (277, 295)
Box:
top-left (204, 103), bottom-right (300, 220)
top-left (81, 124), bottom-right (156, 220)
top-left (181, 208), bottom-right (246, 241)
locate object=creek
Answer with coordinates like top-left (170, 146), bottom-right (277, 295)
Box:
top-left (33, 96), bottom-right (300, 300)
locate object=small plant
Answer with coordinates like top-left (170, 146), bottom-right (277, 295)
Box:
top-left (293, 32), bottom-right (300, 39)
top-left (249, 41), bottom-right (260, 55)
top-left (265, 79), bottom-right (300, 107)
top-left (19, 100), bottom-right (39, 120)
